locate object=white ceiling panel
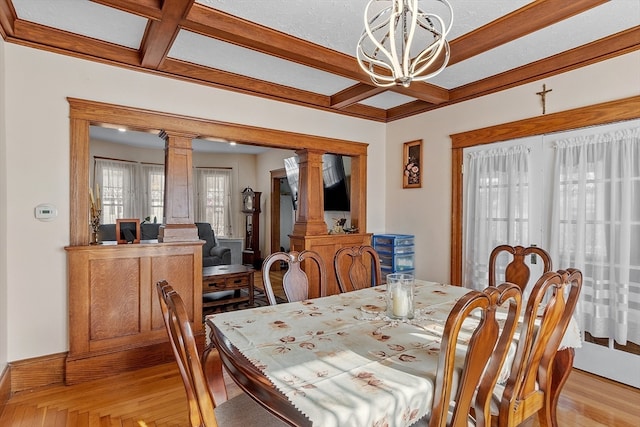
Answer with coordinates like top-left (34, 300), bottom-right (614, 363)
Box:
top-left (359, 91), bottom-right (417, 109)
top-left (12, 0), bottom-right (147, 49)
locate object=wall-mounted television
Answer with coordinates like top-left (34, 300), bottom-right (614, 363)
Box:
top-left (284, 154), bottom-right (350, 212)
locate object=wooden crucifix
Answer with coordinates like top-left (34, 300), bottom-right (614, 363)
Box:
top-left (536, 84), bottom-right (552, 114)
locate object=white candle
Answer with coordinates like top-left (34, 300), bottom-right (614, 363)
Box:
top-left (392, 288), bottom-right (409, 317)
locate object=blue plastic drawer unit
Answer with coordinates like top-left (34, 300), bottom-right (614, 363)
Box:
top-left (373, 234), bottom-right (415, 274)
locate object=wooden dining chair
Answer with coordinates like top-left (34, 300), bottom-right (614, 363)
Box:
top-left (426, 282), bottom-right (523, 427)
top-left (156, 281), bottom-right (288, 427)
top-left (491, 268), bottom-right (583, 427)
top-left (334, 245), bottom-right (383, 292)
top-left (489, 245), bottom-right (553, 291)
top-left (261, 250), bottom-right (327, 305)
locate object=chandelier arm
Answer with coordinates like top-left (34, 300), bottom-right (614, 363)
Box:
top-left (387, 1), bottom-right (405, 81)
top-left (412, 43), bottom-right (450, 82)
top-left (402, 0), bottom-right (420, 79)
top-left (410, 13), bottom-right (447, 76)
top-left (357, 2), bottom-right (401, 83)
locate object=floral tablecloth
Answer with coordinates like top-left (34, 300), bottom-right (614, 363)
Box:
top-left (207, 281), bottom-right (472, 427)
top-left (206, 280), bottom-right (581, 427)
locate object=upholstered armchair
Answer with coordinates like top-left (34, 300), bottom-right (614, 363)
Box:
top-left (195, 222), bottom-right (231, 267)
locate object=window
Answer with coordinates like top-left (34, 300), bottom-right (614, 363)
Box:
top-left (550, 124), bottom-right (640, 346)
top-left (141, 164), bottom-right (165, 223)
top-left (94, 159), bottom-right (138, 223)
top-left (462, 140), bottom-right (539, 291)
top-left (462, 119), bottom-right (640, 386)
top-left (94, 159), bottom-right (164, 224)
top-left (194, 168), bottom-right (233, 237)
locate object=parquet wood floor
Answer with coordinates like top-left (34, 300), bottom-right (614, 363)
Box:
top-left (2, 364), bottom-right (638, 426)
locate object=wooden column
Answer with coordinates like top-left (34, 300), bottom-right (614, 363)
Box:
top-left (158, 130), bottom-right (199, 242)
top-left (292, 149), bottom-right (328, 236)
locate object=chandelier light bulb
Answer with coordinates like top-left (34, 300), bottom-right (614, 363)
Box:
top-left (357, 0), bottom-right (453, 87)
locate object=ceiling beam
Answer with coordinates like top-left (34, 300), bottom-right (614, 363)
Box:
top-left (386, 27), bottom-right (640, 121)
top-left (12, 20), bottom-right (141, 65)
top-left (139, 0), bottom-right (194, 68)
top-left (184, 4), bottom-right (449, 105)
top-left (331, 84), bottom-right (387, 109)
top-left (449, 0), bottom-right (608, 65)
top-left (90, 0), bottom-right (163, 21)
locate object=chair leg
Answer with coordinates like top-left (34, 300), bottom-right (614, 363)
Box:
top-left (546, 348), bottom-right (574, 427)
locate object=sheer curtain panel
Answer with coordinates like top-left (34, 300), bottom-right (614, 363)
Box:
top-left (463, 146), bottom-right (531, 290)
top-left (550, 126), bottom-right (640, 345)
top-left (94, 159), bottom-right (138, 224)
top-left (194, 168), bottom-right (233, 237)
top-left (141, 164), bottom-right (165, 223)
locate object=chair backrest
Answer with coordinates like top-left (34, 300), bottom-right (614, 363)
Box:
top-left (261, 250), bottom-right (327, 305)
top-left (498, 269), bottom-right (583, 418)
top-left (156, 281), bottom-right (218, 427)
top-left (334, 245), bottom-right (383, 292)
top-left (430, 283), bottom-right (522, 427)
top-left (488, 245), bottom-right (553, 291)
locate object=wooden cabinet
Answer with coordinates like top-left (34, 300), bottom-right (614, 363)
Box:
top-left (289, 233), bottom-right (372, 297)
top-left (65, 242), bottom-right (203, 385)
top-left (202, 265), bottom-right (255, 310)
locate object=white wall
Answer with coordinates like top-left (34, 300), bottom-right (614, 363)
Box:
top-left (3, 43), bottom-right (385, 362)
top-left (385, 51), bottom-right (640, 284)
top-left (0, 37), bottom-right (8, 372)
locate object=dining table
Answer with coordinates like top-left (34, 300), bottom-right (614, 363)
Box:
top-left (205, 280), bottom-right (580, 427)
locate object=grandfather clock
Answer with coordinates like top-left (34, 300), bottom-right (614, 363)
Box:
top-left (241, 187), bottom-right (261, 266)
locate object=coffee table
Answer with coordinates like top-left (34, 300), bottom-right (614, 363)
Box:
top-left (202, 264), bottom-right (255, 310)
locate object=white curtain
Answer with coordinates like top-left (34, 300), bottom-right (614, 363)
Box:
top-left (194, 168), bottom-right (233, 237)
top-left (94, 159), bottom-right (138, 223)
top-left (550, 127), bottom-right (640, 345)
top-left (463, 146), bottom-right (530, 290)
top-left (140, 164), bottom-right (165, 223)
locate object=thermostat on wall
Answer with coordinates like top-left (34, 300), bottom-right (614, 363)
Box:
top-left (35, 203), bottom-right (58, 221)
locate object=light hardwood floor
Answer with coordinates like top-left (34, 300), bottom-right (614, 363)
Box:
top-left (1, 363), bottom-right (638, 426)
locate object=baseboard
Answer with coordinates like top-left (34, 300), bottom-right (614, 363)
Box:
top-left (65, 342), bottom-right (174, 385)
top-left (0, 365), bottom-right (11, 416)
top-left (9, 352), bottom-right (66, 394)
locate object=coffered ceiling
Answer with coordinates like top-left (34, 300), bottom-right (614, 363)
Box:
top-left (1, 0), bottom-right (638, 122)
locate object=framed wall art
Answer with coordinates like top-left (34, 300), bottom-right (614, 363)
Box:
top-left (116, 218), bottom-right (141, 244)
top-left (403, 139), bottom-right (422, 189)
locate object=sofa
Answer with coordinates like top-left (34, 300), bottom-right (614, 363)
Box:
top-left (97, 222), bottom-right (231, 267)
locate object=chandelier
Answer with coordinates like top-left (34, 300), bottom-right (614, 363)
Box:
top-left (356, 0), bottom-right (453, 87)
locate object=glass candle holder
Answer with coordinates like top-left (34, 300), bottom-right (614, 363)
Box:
top-left (386, 273), bottom-right (415, 320)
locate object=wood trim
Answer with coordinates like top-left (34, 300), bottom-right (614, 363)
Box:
top-left (70, 97), bottom-right (369, 246)
top-left (450, 147), bottom-right (464, 286)
top-left (139, 0), bottom-right (193, 69)
top-left (449, 95), bottom-right (640, 285)
top-left (0, 365), bottom-right (10, 413)
top-left (270, 168), bottom-right (286, 260)
top-left (8, 352), bottom-right (66, 393)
